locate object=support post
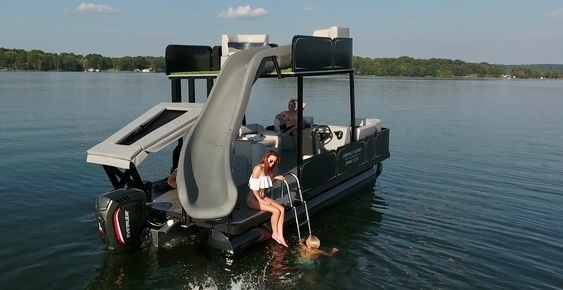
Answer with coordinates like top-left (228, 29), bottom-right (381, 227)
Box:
top-left (349, 71), bottom-right (357, 141)
top-left (171, 79), bottom-right (181, 103)
top-left (297, 76), bottom-right (304, 178)
top-left (188, 79), bottom-right (195, 103)
top-left (207, 78), bottom-right (214, 96)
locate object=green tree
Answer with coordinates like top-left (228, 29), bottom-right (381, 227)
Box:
top-left (27, 49), bottom-right (45, 70)
top-left (42, 53), bottom-right (59, 71)
top-left (86, 53), bottom-right (110, 70)
top-left (60, 52), bottom-right (81, 71)
top-left (15, 50), bottom-right (28, 70)
top-left (511, 67), bottom-right (533, 78)
top-left (437, 64), bottom-right (454, 78)
top-left (1, 50), bottom-right (18, 68)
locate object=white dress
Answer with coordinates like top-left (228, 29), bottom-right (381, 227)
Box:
top-left (248, 175), bottom-right (273, 191)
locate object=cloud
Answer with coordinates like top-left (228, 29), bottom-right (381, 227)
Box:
top-left (545, 8), bottom-right (563, 18)
top-left (76, 3), bottom-right (120, 14)
top-left (303, 7), bottom-right (314, 12)
top-left (218, 5), bottom-right (268, 19)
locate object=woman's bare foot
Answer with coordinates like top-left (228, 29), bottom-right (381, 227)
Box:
top-left (272, 234), bottom-right (288, 247)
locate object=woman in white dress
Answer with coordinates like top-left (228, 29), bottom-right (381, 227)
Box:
top-left (246, 150), bottom-right (288, 247)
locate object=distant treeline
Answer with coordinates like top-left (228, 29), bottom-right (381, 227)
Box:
top-left (0, 48), bottom-right (165, 72)
top-left (353, 56), bottom-right (562, 79)
top-left (505, 64), bottom-right (563, 72)
top-left (1, 47), bottom-right (561, 79)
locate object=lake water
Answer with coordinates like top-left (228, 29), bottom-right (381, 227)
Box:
top-left (1, 71), bottom-right (562, 289)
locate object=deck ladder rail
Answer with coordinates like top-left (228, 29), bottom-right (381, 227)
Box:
top-left (280, 173), bottom-right (311, 240)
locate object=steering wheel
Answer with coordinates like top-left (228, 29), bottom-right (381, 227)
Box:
top-left (313, 125), bottom-right (333, 145)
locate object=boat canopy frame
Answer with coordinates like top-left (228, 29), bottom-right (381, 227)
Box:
top-left (165, 34), bottom-right (357, 177)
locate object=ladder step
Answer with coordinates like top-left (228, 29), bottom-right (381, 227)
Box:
top-left (283, 172), bottom-right (313, 241)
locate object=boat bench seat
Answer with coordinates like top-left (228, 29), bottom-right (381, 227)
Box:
top-left (239, 123), bottom-right (265, 136)
top-left (233, 139), bottom-right (277, 176)
top-left (234, 123), bottom-right (280, 185)
top-left (231, 155), bottom-right (248, 187)
top-left (228, 186), bottom-right (297, 235)
top-left (273, 116), bottom-right (314, 151)
top-left (355, 118), bottom-right (382, 140)
top-left (220, 34), bottom-right (269, 68)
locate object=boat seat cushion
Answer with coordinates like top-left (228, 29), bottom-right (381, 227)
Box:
top-left (355, 118), bottom-right (382, 140)
top-left (239, 123), bottom-right (265, 135)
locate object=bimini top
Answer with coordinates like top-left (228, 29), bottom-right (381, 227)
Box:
top-left (87, 102), bottom-right (203, 169)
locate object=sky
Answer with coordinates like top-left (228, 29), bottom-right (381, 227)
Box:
top-left (1, 1), bottom-right (562, 65)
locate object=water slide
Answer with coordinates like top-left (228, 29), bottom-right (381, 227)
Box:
top-left (176, 45), bottom-right (292, 219)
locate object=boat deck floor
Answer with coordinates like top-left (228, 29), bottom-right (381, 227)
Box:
top-left (146, 149), bottom-right (299, 235)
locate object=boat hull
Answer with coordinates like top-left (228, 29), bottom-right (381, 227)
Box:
top-left (207, 164), bottom-right (381, 254)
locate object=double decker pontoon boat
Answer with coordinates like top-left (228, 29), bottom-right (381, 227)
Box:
top-left (87, 26), bottom-right (390, 254)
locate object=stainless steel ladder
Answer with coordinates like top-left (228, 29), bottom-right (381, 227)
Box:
top-left (280, 173), bottom-right (311, 240)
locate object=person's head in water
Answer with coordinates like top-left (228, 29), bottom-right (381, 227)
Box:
top-left (301, 235), bottom-right (338, 259)
top-left (306, 235), bottom-right (321, 249)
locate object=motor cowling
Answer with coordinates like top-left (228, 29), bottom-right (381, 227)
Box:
top-left (95, 188), bottom-right (149, 251)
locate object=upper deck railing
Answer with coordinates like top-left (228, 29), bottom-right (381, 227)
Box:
top-left (165, 35), bottom-right (353, 77)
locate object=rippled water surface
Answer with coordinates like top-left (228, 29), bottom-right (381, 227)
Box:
top-left (1, 72), bottom-right (562, 289)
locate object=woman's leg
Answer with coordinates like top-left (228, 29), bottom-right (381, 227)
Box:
top-left (264, 197), bottom-right (287, 247)
top-left (247, 198), bottom-right (284, 244)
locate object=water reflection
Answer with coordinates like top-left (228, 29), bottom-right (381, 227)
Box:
top-left (85, 186), bottom-right (385, 289)
top-left (85, 252), bottom-right (149, 289)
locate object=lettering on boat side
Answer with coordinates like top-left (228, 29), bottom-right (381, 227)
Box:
top-left (124, 210), bottom-right (131, 238)
top-left (342, 147), bottom-right (362, 164)
top-left (337, 142), bottom-right (366, 175)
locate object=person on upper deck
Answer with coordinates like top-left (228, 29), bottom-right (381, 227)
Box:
top-left (275, 98), bottom-right (306, 145)
top-left (246, 150), bottom-right (288, 247)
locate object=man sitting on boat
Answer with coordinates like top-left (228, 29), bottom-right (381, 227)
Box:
top-left (275, 98), bottom-right (307, 144)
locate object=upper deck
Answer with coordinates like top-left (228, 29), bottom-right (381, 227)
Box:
top-left (165, 31), bottom-right (354, 81)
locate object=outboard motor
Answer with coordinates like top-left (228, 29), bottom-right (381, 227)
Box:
top-left (95, 188), bottom-right (149, 251)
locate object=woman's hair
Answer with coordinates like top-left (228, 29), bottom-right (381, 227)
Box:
top-left (306, 235), bottom-right (321, 249)
top-left (260, 150), bottom-right (280, 178)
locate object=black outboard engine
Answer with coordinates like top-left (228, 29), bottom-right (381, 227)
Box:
top-left (95, 188), bottom-right (149, 251)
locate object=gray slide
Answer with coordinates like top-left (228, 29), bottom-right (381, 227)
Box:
top-left (176, 44), bottom-right (292, 219)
